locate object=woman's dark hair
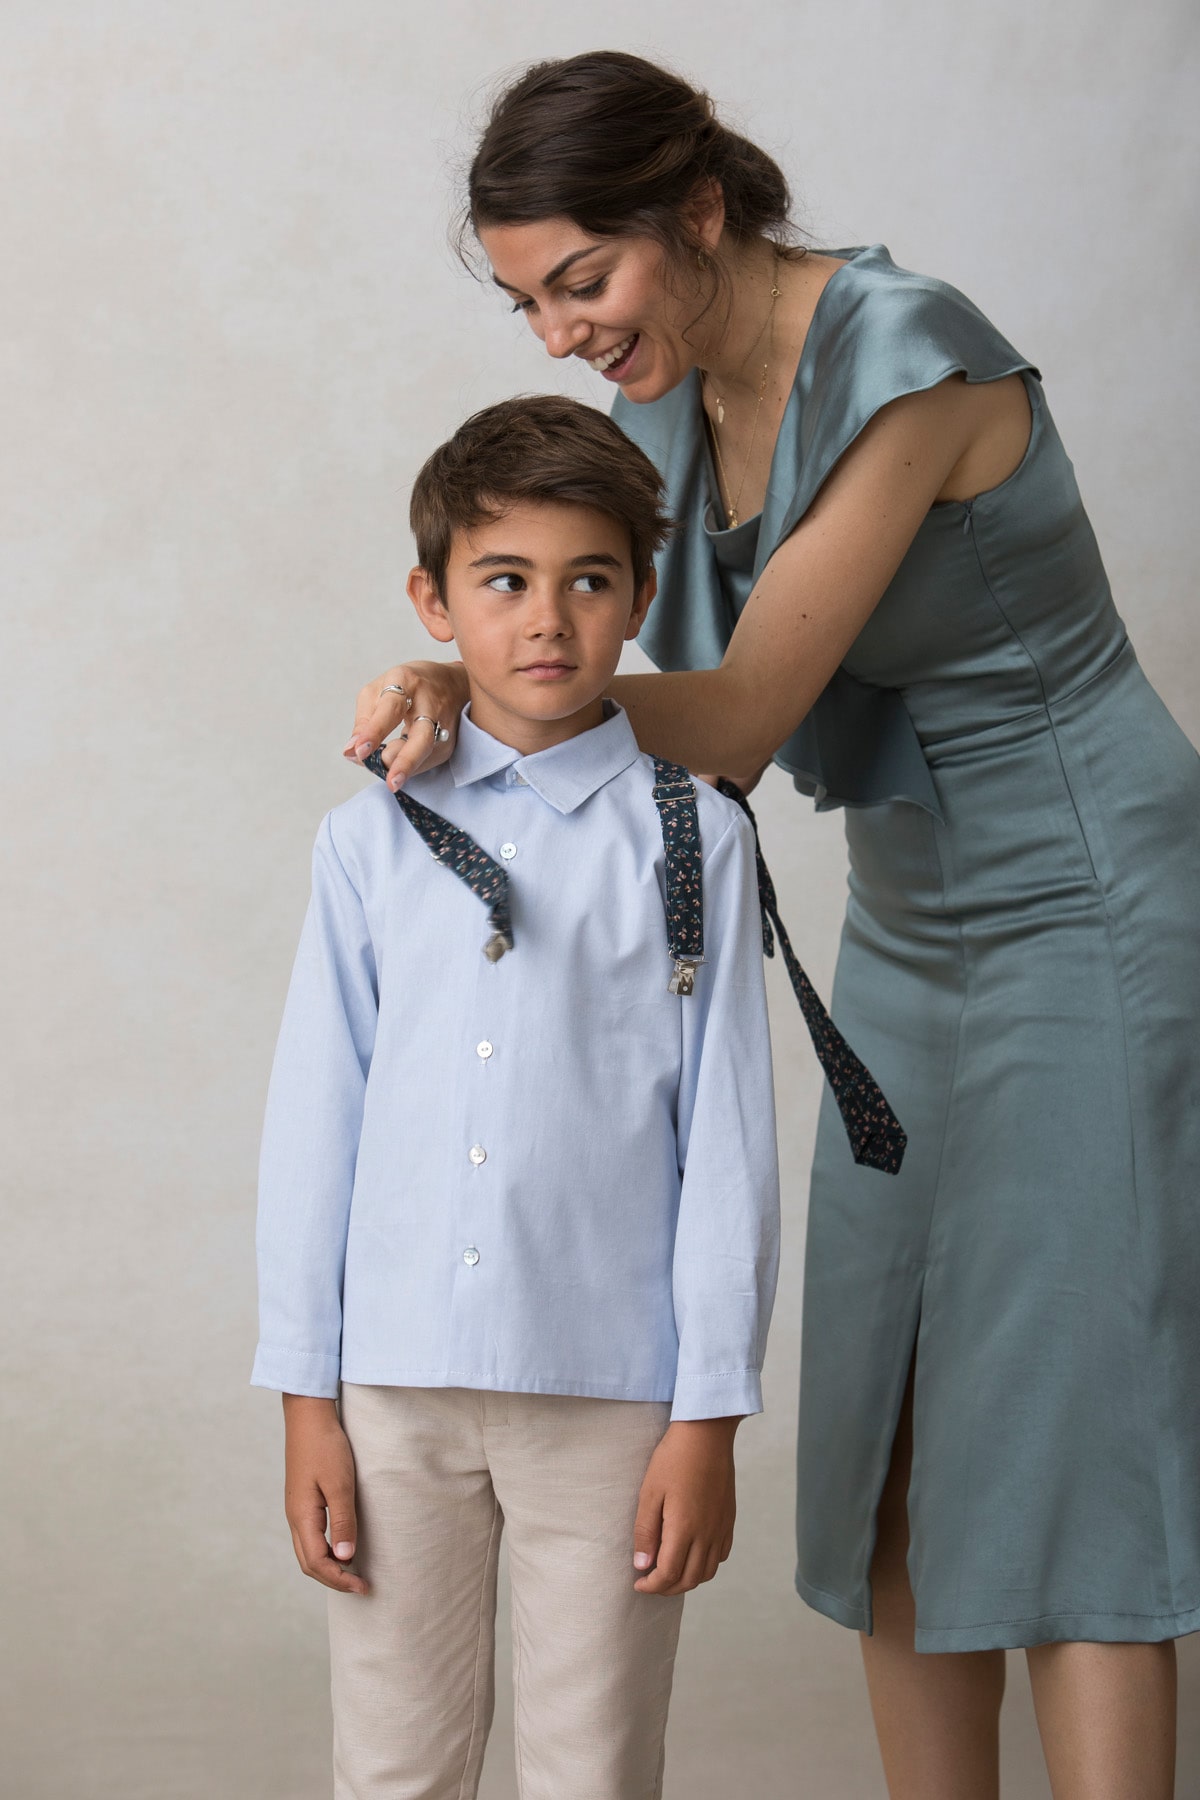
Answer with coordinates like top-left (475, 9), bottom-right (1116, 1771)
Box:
top-left (462, 50), bottom-right (802, 317)
top-left (410, 393), bottom-right (673, 592)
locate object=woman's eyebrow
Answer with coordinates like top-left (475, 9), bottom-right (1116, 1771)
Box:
top-left (491, 246), bottom-right (601, 294)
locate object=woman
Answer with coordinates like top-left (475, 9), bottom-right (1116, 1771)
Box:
top-left (342, 52), bottom-right (1198, 1799)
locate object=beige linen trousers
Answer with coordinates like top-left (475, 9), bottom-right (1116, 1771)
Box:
top-left (328, 1384), bottom-right (685, 1800)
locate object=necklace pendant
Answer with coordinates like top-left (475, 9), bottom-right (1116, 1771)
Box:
top-left (716, 397), bottom-right (725, 425)
top-left (729, 506), bottom-right (739, 528)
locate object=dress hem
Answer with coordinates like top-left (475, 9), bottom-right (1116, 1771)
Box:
top-left (913, 1606), bottom-right (1200, 1652)
top-left (796, 1573), bottom-right (1200, 1650)
top-left (794, 1574), bottom-right (870, 1633)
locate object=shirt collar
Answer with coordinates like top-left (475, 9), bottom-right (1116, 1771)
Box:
top-left (450, 703), bottom-right (642, 814)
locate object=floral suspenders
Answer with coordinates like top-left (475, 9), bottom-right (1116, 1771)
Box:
top-left (363, 748), bottom-right (907, 1175)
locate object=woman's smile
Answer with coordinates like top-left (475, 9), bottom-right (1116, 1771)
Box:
top-left (586, 332), bottom-right (639, 377)
top-left (480, 220), bottom-right (690, 402)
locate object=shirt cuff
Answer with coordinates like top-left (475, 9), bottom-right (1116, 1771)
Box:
top-left (251, 1344), bottom-right (341, 1398)
top-left (669, 1368), bottom-right (763, 1421)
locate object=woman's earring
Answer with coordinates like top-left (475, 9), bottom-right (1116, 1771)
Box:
top-left (697, 249), bottom-right (708, 269)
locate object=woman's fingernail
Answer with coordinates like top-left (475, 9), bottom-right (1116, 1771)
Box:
top-left (633, 1552), bottom-right (652, 1570)
top-left (355, 741), bottom-right (374, 760)
top-left (388, 774), bottom-right (405, 791)
top-left (333, 1542), bottom-right (354, 1560)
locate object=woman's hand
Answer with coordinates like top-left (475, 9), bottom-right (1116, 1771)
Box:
top-left (695, 762), bottom-right (769, 796)
top-left (343, 661), bottom-right (471, 791)
top-left (631, 1416), bottom-right (740, 1596)
top-left (282, 1394), bottom-right (370, 1595)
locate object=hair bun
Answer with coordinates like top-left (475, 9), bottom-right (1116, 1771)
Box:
top-left (465, 50), bottom-right (797, 265)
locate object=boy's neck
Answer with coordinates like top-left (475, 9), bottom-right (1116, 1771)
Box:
top-left (464, 686), bottom-right (609, 757)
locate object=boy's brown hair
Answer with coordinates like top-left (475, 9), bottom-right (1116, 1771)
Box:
top-left (410, 394), bottom-right (673, 593)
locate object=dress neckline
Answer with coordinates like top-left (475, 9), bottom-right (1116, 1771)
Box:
top-left (699, 246), bottom-right (868, 539)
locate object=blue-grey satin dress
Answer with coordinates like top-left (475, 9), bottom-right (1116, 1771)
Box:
top-left (613, 244), bottom-right (1200, 1652)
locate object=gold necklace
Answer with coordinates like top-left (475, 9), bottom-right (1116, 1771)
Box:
top-left (703, 259), bottom-right (781, 528)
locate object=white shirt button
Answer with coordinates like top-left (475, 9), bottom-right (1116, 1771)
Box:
top-left (469, 1143), bottom-right (487, 1165)
top-left (463, 1247), bottom-right (480, 1266)
top-left (499, 842), bottom-right (517, 861)
top-left (476, 1041), bottom-right (494, 1060)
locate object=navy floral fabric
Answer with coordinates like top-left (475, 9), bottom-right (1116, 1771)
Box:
top-left (360, 747), bottom-right (904, 1173)
top-left (651, 758), bottom-right (705, 961)
top-left (717, 778), bottom-right (907, 1175)
top-left (363, 749), bottom-right (513, 960)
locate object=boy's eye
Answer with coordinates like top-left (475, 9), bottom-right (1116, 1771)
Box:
top-left (485, 573), bottom-right (526, 593)
top-left (569, 573), bottom-right (611, 594)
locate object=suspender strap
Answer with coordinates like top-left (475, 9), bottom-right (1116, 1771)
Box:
top-left (716, 778), bottom-right (907, 1175)
top-left (360, 747), bottom-right (904, 1174)
top-left (363, 749), bottom-right (513, 961)
top-left (651, 757), bottom-right (705, 995)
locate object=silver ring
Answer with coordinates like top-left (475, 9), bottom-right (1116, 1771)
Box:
top-left (380, 683), bottom-right (412, 709)
top-left (414, 715), bottom-right (451, 744)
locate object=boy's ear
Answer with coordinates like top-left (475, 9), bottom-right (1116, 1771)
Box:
top-left (625, 567), bottom-right (657, 640)
top-left (407, 567), bottom-right (455, 644)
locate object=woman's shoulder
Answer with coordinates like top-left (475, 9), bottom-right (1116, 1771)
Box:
top-left (611, 245), bottom-right (1037, 485)
top-left (763, 245), bottom-right (1039, 542)
top-left (802, 243), bottom-right (1036, 404)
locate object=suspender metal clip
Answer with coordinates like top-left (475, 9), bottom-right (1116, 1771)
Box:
top-left (668, 956), bottom-right (704, 997)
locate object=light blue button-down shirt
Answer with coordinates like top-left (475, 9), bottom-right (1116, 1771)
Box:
top-left (252, 705), bottom-right (779, 1419)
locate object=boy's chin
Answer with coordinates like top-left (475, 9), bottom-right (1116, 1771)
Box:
top-left (505, 680), bottom-right (610, 720)
top-left (465, 683), bottom-right (612, 744)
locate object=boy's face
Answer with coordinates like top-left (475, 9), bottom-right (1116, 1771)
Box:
top-left (408, 500), bottom-right (655, 753)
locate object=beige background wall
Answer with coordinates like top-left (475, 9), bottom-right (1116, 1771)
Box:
top-left (3, 3), bottom-right (1198, 1796)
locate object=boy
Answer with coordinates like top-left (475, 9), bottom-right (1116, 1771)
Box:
top-left (253, 395), bottom-right (779, 1799)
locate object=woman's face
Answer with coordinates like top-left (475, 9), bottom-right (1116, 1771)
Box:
top-left (479, 218), bottom-right (707, 404)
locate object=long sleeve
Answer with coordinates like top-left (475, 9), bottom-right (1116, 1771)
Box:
top-left (251, 814), bottom-right (379, 1396)
top-left (670, 810), bottom-right (780, 1419)
top-left (249, 716), bottom-right (781, 1414)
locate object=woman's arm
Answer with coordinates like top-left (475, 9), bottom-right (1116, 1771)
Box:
top-left (610, 373), bottom-right (997, 772)
top-left (346, 374), bottom-right (1022, 780)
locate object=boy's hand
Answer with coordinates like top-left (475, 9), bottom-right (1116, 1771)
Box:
top-left (632, 1417), bottom-right (740, 1596)
top-left (282, 1394), bottom-right (369, 1595)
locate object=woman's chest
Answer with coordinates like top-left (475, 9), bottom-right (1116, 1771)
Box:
top-left (700, 379), bottom-right (791, 529)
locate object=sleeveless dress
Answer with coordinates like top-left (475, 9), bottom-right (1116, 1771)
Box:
top-left (612, 244), bottom-right (1200, 1652)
